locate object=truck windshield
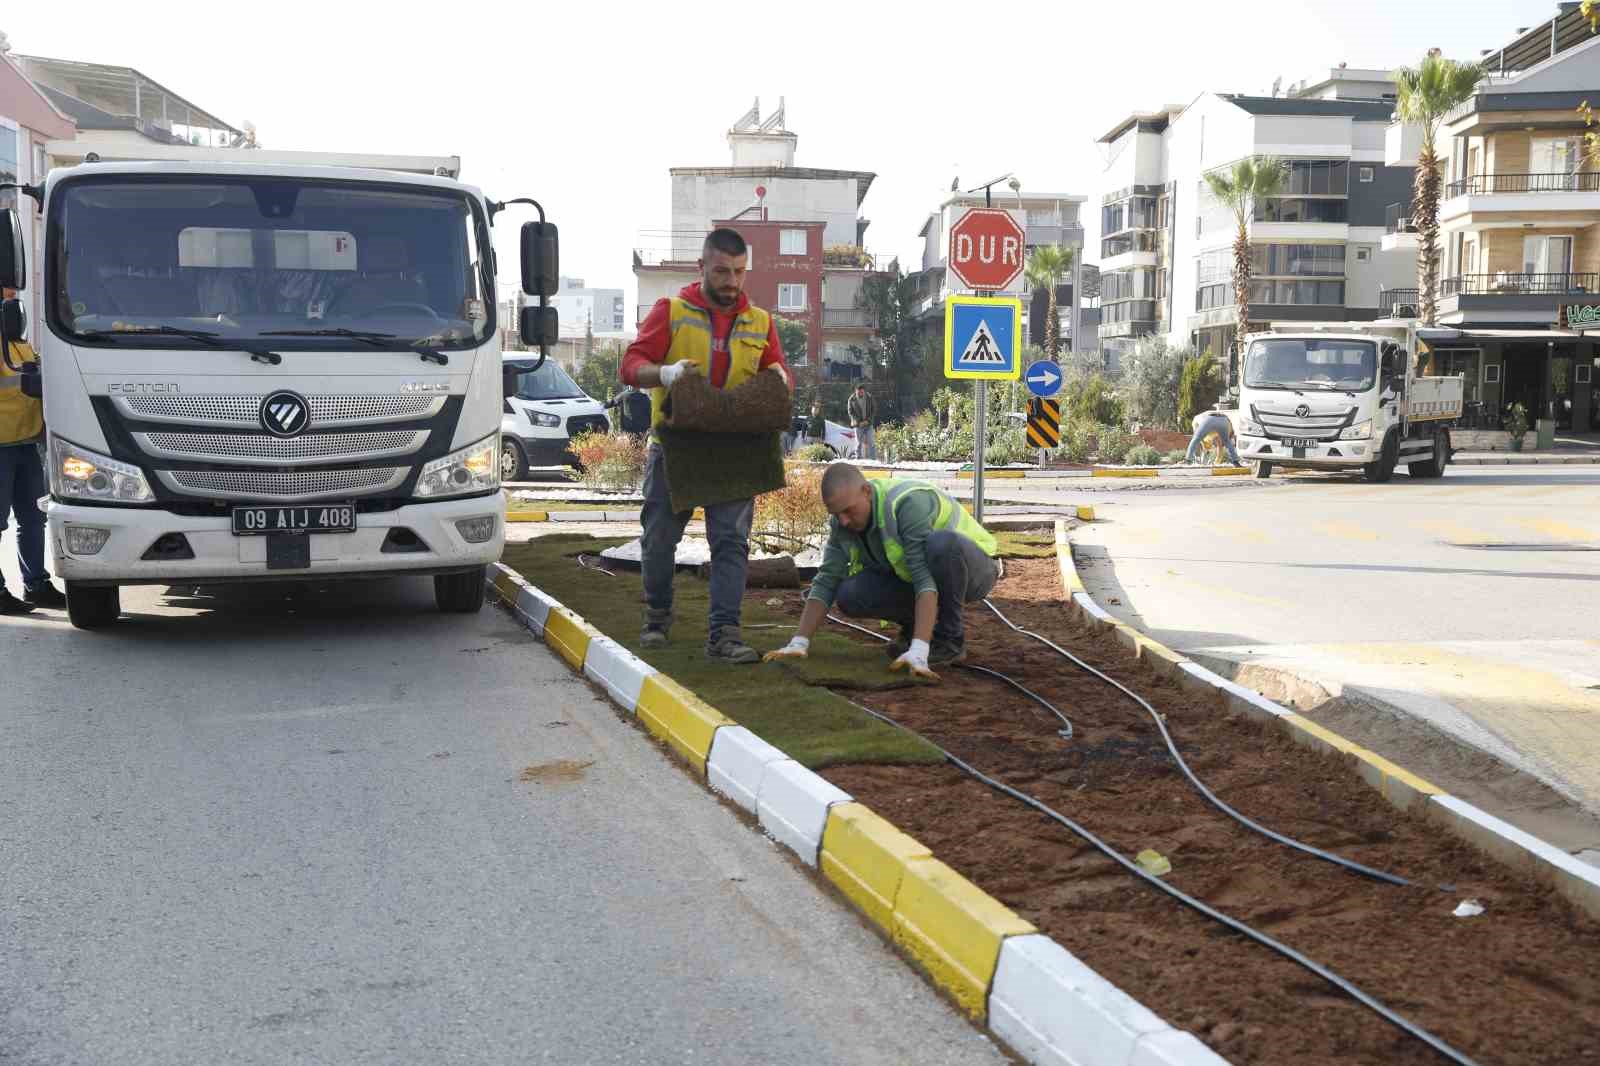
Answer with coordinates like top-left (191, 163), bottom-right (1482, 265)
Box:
top-left (508, 360), bottom-right (587, 401)
top-left (1243, 338), bottom-right (1376, 391)
top-left (50, 176), bottom-right (492, 351)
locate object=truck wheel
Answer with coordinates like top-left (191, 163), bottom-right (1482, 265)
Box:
top-left (500, 439), bottom-right (528, 482)
top-left (435, 566), bottom-right (487, 613)
top-left (1254, 460), bottom-right (1273, 479)
top-left (1407, 430), bottom-right (1449, 478)
top-left (1363, 432), bottom-right (1399, 483)
top-left (66, 583), bottom-right (121, 630)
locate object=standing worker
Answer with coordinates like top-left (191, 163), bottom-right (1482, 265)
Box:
top-left (847, 383), bottom-right (877, 461)
top-left (763, 464), bottom-right (999, 679)
top-left (0, 297), bottom-right (64, 614)
top-left (1186, 403), bottom-right (1243, 466)
top-left (620, 228), bottom-right (791, 663)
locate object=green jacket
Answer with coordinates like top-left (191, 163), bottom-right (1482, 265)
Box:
top-left (808, 478), bottom-right (997, 605)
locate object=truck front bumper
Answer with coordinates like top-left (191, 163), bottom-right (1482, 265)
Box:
top-left (1238, 435), bottom-right (1372, 468)
top-left (46, 493), bottom-right (506, 586)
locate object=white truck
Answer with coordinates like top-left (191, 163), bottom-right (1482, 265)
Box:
top-left (1233, 321), bottom-right (1463, 481)
top-left (0, 151), bottom-right (563, 628)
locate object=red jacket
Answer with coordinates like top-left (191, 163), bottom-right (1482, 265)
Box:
top-left (621, 283), bottom-right (788, 390)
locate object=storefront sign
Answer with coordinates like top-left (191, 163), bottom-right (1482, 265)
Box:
top-left (1559, 303), bottom-right (1600, 329)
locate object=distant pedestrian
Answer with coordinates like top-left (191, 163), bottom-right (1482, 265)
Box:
top-left (847, 383), bottom-right (878, 461)
top-left (807, 400), bottom-right (825, 446)
top-left (1186, 404), bottom-right (1242, 466)
top-left (1, 292), bottom-right (65, 614)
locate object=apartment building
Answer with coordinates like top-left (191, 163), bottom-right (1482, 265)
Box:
top-left (1384, 2), bottom-right (1600, 434)
top-left (632, 101), bottom-right (889, 382)
top-left (1095, 77), bottom-right (1415, 367)
top-left (550, 277), bottom-right (627, 336)
top-left (0, 51), bottom-right (75, 335)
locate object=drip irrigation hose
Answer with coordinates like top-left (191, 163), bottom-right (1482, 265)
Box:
top-left (827, 614), bottom-right (1072, 739)
top-left (844, 696), bottom-right (1480, 1066)
top-left (979, 598), bottom-right (1411, 889)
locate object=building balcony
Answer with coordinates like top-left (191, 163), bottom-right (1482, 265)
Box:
top-left (1377, 287), bottom-right (1420, 318)
top-left (1381, 203), bottom-right (1418, 252)
top-left (1100, 230), bottom-right (1159, 260)
top-left (1097, 318), bottom-right (1157, 339)
top-left (1436, 272), bottom-right (1600, 324)
top-left (822, 307), bottom-right (876, 330)
top-left (1440, 172), bottom-right (1600, 224)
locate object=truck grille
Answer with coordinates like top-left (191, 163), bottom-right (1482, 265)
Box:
top-left (155, 467), bottom-right (409, 501)
top-left (134, 430), bottom-right (428, 467)
top-left (116, 394), bottom-right (446, 428)
top-left (566, 414), bottom-right (609, 436)
top-left (1250, 403), bottom-right (1357, 442)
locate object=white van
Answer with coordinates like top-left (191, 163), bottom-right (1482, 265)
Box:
top-left (500, 355), bottom-right (609, 480)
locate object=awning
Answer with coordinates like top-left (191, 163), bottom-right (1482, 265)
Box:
top-left (1419, 328), bottom-right (1585, 342)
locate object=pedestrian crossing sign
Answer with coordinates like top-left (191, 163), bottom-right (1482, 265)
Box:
top-left (944, 295), bottom-right (1023, 381)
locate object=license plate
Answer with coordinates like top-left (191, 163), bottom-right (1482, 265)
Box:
top-left (232, 503), bottom-right (356, 536)
top-left (1285, 437), bottom-right (1318, 448)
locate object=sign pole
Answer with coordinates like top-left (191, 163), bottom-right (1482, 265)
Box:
top-left (974, 378), bottom-right (987, 523)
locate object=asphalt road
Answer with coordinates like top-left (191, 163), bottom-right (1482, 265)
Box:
top-left (0, 559), bottom-right (1008, 1066)
top-left (1068, 465), bottom-right (1600, 841)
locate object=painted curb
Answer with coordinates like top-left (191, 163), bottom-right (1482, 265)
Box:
top-left (484, 562), bottom-right (1220, 1065)
top-left (1054, 521), bottom-right (1600, 920)
top-left (990, 934), bottom-right (1228, 1066)
top-left (1091, 466), bottom-right (1250, 478)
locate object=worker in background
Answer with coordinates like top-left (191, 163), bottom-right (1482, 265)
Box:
top-left (619, 228), bottom-right (791, 663)
top-left (807, 399), bottom-right (825, 447)
top-left (763, 463), bottom-right (999, 680)
top-left (847, 383), bottom-right (877, 461)
top-left (0, 294), bottom-right (64, 614)
top-left (1186, 403), bottom-right (1242, 466)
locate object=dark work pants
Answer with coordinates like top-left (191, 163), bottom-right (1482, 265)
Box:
top-left (639, 444), bottom-right (753, 638)
top-left (833, 530), bottom-right (998, 646)
top-left (0, 442), bottom-right (48, 593)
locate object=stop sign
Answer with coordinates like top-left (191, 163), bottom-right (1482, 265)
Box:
top-left (948, 208), bottom-right (1026, 291)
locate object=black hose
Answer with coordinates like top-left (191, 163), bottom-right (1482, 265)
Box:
top-left (845, 696), bottom-right (1480, 1066)
top-left (979, 598), bottom-right (1411, 888)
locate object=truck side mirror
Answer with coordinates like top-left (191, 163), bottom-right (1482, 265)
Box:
top-left (0, 297), bottom-right (24, 342)
top-left (520, 221), bottom-right (559, 297)
top-left (0, 210), bottom-right (25, 292)
top-left (520, 305), bottom-right (558, 349)
top-left (502, 364), bottom-right (521, 400)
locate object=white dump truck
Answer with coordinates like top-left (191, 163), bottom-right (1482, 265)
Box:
top-left (1233, 321), bottom-right (1464, 481)
top-left (0, 149), bottom-right (563, 628)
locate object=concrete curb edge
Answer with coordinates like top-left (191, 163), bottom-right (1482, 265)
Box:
top-left (484, 561), bottom-right (1226, 1065)
top-left (1053, 520), bottom-right (1600, 921)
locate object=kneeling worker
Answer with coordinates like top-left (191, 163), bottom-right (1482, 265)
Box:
top-left (764, 464), bottom-right (999, 680)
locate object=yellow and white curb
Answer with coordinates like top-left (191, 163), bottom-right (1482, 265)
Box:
top-left (485, 561), bottom-right (1227, 1065)
top-left (1091, 465), bottom-right (1250, 478)
top-left (1054, 520), bottom-right (1600, 922)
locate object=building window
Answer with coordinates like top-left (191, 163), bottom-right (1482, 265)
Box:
top-left (778, 283), bottom-right (808, 311)
top-left (1359, 166), bottom-right (1375, 183)
top-left (1248, 279), bottom-right (1345, 305)
top-left (1249, 243), bottom-right (1346, 276)
top-left (780, 229), bottom-right (808, 256)
top-left (1255, 198), bottom-right (1350, 223)
top-left (1283, 160), bottom-right (1349, 196)
top-left (1195, 283), bottom-right (1231, 311)
top-left (1355, 246), bottom-right (1371, 262)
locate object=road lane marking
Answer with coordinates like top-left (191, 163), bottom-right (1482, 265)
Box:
top-left (1315, 520), bottom-right (1381, 542)
top-left (1515, 517), bottom-right (1600, 542)
top-left (1411, 518), bottom-right (1499, 544)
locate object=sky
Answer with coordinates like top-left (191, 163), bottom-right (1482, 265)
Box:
top-left (10, 0), bottom-right (1560, 324)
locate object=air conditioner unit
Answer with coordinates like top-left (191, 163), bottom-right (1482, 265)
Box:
top-left (1391, 302), bottom-right (1419, 318)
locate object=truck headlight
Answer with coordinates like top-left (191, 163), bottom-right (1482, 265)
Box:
top-left (1340, 421), bottom-right (1373, 440)
top-left (415, 435), bottom-right (500, 498)
top-left (51, 436), bottom-right (155, 504)
top-left (528, 412), bottom-right (561, 428)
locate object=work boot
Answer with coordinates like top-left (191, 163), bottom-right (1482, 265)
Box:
top-left (928, 639), bottom-right (967, 666)
top-left (23, 582), bottom-right (66, 609)
top-left (0, 588), bottom-right (37, 615)
top-left (706, 628), bottom-right (760, 665)
top-left (640, 608), bottom-right (672, 649)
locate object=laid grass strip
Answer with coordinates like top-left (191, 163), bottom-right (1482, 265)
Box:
top-left (993, 531), bottom-right (1056, 559)
top-left (500, 534), bottom-right (941, 769)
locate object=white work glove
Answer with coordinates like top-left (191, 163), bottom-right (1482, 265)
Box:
top-left (659, 360), bottom-right (698, 389)
top-left (762, 635), bottom-right (810, 662)
top-left (889, 638), bottom-right (939, 682)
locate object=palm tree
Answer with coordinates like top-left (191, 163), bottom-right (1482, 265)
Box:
top-left (1024, 244), bottom-right (1073, 359)
top-left (1203, 156), bottom-right (1286, 388)
top-left (1394, 52), bottom-right (1484, 326)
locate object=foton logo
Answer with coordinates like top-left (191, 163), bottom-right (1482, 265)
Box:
top-left (260, 391), bottom-right (310, 437)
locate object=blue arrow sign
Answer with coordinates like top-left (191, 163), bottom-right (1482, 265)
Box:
top-left (1024, 359), bottom-right (1063, 398)
top-left (944, 295), bottom-right (1022, 381)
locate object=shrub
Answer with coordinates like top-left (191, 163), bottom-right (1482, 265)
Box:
top-left (569, 431), bottom-right (646, 494)
top-left (1095, 424), bottom-right (1139, 463)
top-left (753, 465), bottom-right (830, 551)
top-left (794, 443), bottom-right (835, 463)
top-left (1124, 444), bottom-right (1162, 466)
top-left (1062, 416), bottom-right (1098, 463)
top-left (1162, 450), bottom-right (1187, 465)
top-left (1119, 335), bottom-right (1189, 431)
top-left (1066, 372), bottom-right (1124, 426)
top-left (1178, 351), bottom-right (1223, 426)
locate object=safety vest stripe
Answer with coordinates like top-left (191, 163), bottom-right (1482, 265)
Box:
top-left (0, 377), bottom-right (21, 391)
